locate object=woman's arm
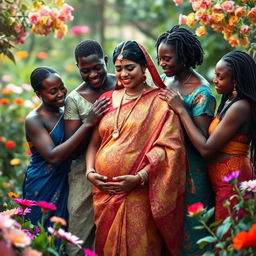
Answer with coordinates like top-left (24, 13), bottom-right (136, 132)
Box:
top-left (160, 89), bottom-right (249, 158)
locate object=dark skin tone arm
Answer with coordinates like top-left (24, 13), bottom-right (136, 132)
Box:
top-left (26, 98), bottom-right (110, 165)
top-left (159, 88), bottom-right (250, 158)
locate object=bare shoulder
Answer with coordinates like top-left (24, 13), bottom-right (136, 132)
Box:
top-left (25, 109), bottom-right (44, 132)
top-left (226, 99), bottom-right (251, 120)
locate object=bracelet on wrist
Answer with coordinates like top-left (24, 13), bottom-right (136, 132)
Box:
top-left (86, 168), bottom-right (96, 178)
top-left (136, 169), bottom-right (149, 185)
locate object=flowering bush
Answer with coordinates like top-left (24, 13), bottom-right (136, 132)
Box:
top-left (173, 0), bottom-right (256, 56)
top-left (1, 196), bottom-right (96, 255)
top-left (188, 171), bottom-right (256, 255)
top-left (0, 0), bottom-right (74, 61)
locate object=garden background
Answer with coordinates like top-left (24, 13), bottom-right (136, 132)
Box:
top-left (0, 0), bottom-right (255, 207)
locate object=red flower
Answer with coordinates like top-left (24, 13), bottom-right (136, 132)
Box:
top-left (232, 231), bottom-right (249, 250)
top-left (37, 201), bottom-right (57, 212)
top-left (5, 140), bottom-right (15, 149)
top-left (247, 224), bottom-right (256, 247)
top-left (187, 202), bottom-right (204, 217)
top-left (0, 98), bottom-right (10, 105)
top-left (13, 199), bottom-right (36, 207)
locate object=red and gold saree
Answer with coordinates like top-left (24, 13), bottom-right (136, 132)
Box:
top-left (93, 88), bottom-right (187, 256)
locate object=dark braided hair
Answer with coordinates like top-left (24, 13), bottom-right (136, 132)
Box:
top-left (30, 66), bottom-right (58, 91)
top-left (155, 25), bottom-right (204, 68)
top-left (113, 40), bottom-right (146, 66)
top-left (217, 50), bottom-right (256, 169)
top-left (75, 40), bottom-right (104, 61)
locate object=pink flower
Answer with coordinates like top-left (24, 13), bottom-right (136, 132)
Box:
top-left (84, 248), bottom-right (98, 256)
top-left (23, 247), bottom-right (42, 256)
top-left (172, 0), bottom-right (183, 6)
top-left (187, 202), bottom-right (204, 217)
top-left (223, 171), bottom-right (239, 184)
top-left (13, 198), bottom-right (36, 207)
top-left (17, 207), bottom-right (31, 216)
top-left (0, 214), bottom-right (20, 229)
top-left (36, 201), bottom-right (57, 212)
top-left (4, 229), bottom-right (31, 247)
top-left (240, 179), bottom-right (256, 192)
top-left (71, 25), bottom-right (90, 35)
top-left (221, 1), bottom-right (235, 13)
top-left (48, 227), bottom-right (83, 248)
top-left (240, 25), bottom-right (252, 35)
top-left (22, 229), bottom-right (35, 239)
top-left (34, 226), bottom-right (40, 234)
top-left (1, 208), bottom-right (19, 217)
top-left (178, 14), bottom-right (187, 25)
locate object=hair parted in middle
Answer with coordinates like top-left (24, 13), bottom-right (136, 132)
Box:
top-left (113, 40), bottom-right (146, 66)
top-left (75, 40), bottom-right (104, 61)
top-left (155, 25), bottom-right (204, 68)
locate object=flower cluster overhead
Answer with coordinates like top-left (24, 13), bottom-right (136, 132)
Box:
top-left (174, 0), bottom-right (256, 48)
top-left (0, 0), bottom-right (74, 61)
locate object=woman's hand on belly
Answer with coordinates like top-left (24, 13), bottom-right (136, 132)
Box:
top-left (87, 173), bottom-right (117, 194)
top-left (109, 175), bottom-right (141, 194)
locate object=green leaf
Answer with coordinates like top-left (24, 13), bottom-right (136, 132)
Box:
top-left (194, 225), bottom-right (205, 230)
top-left (5, 50), bottom-right (16, 64)
top-left (201, 207), bottom-right (215, 223)
top-left (46, 247), bottom-right (59, 256)
top-left (197, 236), bottom-right (217, 244)
top-left (202, 252), bottom-right (215, 256)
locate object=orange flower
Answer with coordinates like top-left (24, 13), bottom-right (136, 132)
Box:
top-left (0, 136), bottom-right (7, 143)
top-left (5, 140), bottom-right (15, 149)
top-left (228, 34), bottom-right (239, 47)
top-left (65, 65), bottom-right (75, 72)
top-left (235, 6), bottom-right (246, 17)
top-left (248, 7), bottom-right (256, 24)
top-left (247, 224), bottom-right (256, 247)
top-left (50, 216), bottom-right (67, 226)
top-left (0, 98), bottom-right (10, 105)
top-left (13, 97), bottom-right (24, 105)
top-left (232, 231), bottom-right (248, 250)
top-left (23, 247), bottom-right (42, 256)
top-left (223, 24), bottom-right (235, 33)
top-left (37, 52), bottom-right (48, 59)
top-left (211, 24), bottom-right (223, 32)
top-left (1, 88), bottom-right (12, 95)
top-left (229, 16), bottom-right (239, 25)
top-left (8, 192), bottom-right (20, 198)
top-left (239, 37), bottom-right (249, 47)
top-left (3, 182), bottom-right (11, 188)
top-left (195, 26), bottom-right (207, 36)
top-left (211, 12), bottom-right (225, 24)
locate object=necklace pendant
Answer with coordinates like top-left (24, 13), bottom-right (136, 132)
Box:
top-left (112, 128), bottom-right (120, 139)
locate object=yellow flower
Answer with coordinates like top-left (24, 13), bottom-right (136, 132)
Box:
top-left (229, 16), bottom-right (239, 25)
top-left (15, 51), bottom-right (28, 60)
top-left (212, 12), bottom-right (225, 24)
top-left (223, 32), bottom-right (231, 40)
top-left (10, 158), bottom-right (21, 166)
top-left (8, 192), bottom-right (20, 198)
top-left (2, 88), bottom-right (12, 95)
top-left (52, 0), bottom-right (64, 4)
top-left (186, 13), bottom-right (197, 28)
top-left (195, 26), bottom-right (207, 36)
top-left (33, 2), bottom-right (43, 11)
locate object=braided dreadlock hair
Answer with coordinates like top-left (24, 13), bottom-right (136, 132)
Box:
top-left (30, 66), bottom-right (58, 91)
top-left (155, 25), bottom-right (204, 68)
top-left (217, 50), bottom-right (256, 168)
top-left (74, 40), bottom-right (104, 61)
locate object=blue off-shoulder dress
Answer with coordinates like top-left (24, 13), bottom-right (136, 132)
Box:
top-left (23, 115), bottom-right (71, 229)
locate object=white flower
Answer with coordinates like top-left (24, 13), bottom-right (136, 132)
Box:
top-left (240, 179), bottom-right (256, 192)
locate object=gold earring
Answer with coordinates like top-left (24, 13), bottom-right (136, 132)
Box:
top-left (232, 86), bottom-right (237, 98)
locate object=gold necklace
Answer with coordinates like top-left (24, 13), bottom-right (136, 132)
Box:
top-left (112, 88), bottom-right (145, 139)
top-left (124, 90), bottom-right (144, 100)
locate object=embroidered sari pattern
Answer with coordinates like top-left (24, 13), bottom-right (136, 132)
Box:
top-left (93, 89), bottom-right (187, 256)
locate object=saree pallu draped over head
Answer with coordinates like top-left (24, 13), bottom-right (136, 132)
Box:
top-left (93, 43), bottom-right (187, 256)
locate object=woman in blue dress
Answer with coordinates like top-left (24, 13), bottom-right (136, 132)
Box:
top-left (23, 66), bottom-right (109, 229)
top-left (156, 25), bottom-right (216, 255)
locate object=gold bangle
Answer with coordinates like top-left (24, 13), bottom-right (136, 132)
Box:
top-left (136, 169), bottom-right (149, 185)
top-left (86, 168), bottom-right (96, 178)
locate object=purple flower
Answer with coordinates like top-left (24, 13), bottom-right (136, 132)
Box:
top-left (223, 171), bottom-right (239, 184)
